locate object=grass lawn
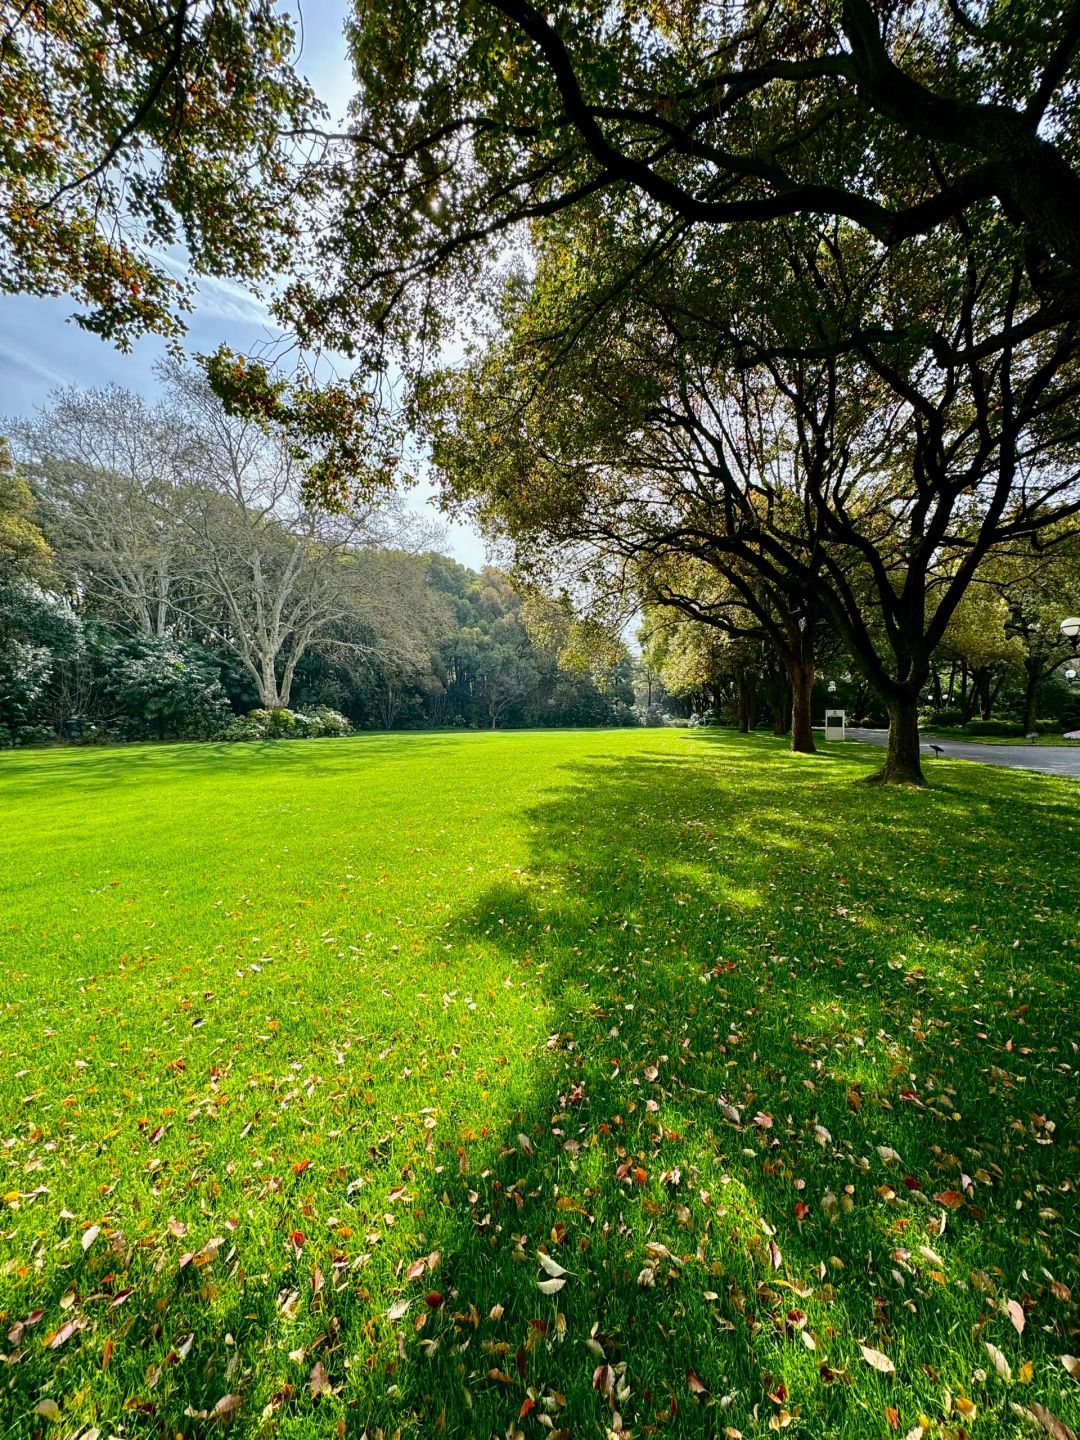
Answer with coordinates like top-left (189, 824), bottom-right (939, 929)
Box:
top-left (1, 730), bottom-right (1078, 1440)
top-left (927, 733), bottom-right (1080, 748)
top-left (933, 737), bottom-right (1080, 748)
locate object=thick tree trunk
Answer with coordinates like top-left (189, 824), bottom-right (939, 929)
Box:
top-left (788, 660), bottom-right (816, 754)
top-left (867, 691), bottom-right (926, 785)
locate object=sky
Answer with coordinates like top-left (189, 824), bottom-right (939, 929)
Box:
top-left (0, 2), bottom-right (487, 570)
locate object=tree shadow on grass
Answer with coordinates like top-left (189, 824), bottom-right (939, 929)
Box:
top-left (3, 737), bottom-right (1077, 1439)
top-left (354, 742), bottom-right (1079, 1438)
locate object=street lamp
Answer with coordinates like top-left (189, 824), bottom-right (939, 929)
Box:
top-left (827, 681), bottom-right (837, 693)
top-left (1061, 617), bottom-right (1080, 648)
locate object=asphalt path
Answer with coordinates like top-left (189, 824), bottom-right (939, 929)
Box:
top-left (846, 727), bottom-right (1080, 778)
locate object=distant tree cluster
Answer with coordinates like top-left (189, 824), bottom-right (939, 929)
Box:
top-left (0, 371), bottom-right (635, 747)
top-left (637, 551), bottom-right (1080, 741)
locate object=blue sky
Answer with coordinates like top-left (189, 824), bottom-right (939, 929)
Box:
top-left (0, 2), bottom-right (486, 569)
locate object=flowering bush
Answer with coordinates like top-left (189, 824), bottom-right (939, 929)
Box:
top-left (219, 706), bottom-right (351, 742)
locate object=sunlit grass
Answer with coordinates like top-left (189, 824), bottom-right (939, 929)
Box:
top-left (0, 730), bottom-right (1077, 1438)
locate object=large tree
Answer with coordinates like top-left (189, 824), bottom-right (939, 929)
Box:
top-left (14, 386), bottom-right (188, 637)
top-left (8, 3), bottom-right (1080, 422)
top-left (13, 370), bottom-right (433, 712)
top-left (426, 211), bottom-right (1080, 783)
top-left (263, 0), bottom-right (1080, 369)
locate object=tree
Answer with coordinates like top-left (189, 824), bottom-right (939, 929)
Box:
top-left (13, 369), bottom-right (441, 715)
top-left (0, 0), bottom-right (315, 343)
top-left (937, 584), bottom-right (1025, 721)
top-left (634, 554), bottom-right (825, 752)
top-left (0, 437), bottom-right (50, 580)
top-left (13, 387), bottom-right (188, 637)
top-left (248, 0), bottom-right (1080, 389)
top-left (425, 200), bottom-right (1080, 783)
top-left (998, 536), bottom-right (1080, 729)
top-left (8, 1), bottom-right (1080, 359)
top-left (316, 550), bottom-right (453, 730)
top-left (131, 365), bottom-right (419, 710)
top-left (0, 437), bottom-right (68, 744)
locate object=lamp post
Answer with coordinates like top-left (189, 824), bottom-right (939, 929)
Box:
top-left (1062, 617), bottom-right (1080, 651)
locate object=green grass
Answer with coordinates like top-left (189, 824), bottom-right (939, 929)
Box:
top-left (1, 730), bottom-right (1077, 1440)
top-left (927, 729), bottom-right (1080, 748)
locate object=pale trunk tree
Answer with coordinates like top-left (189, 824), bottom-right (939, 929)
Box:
top-left (13, 388), bottom-right (187, 637)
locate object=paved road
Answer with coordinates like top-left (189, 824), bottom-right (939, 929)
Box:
top-left (847, 727), bottom-right (1080, 777)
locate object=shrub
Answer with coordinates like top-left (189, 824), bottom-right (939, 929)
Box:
top-left (219, 713), bottom-right (270, 741)
top-left (309, 705), bottom-right (350, 736)
top-left (925, 708), bottom-right (965, 728)
top-left (963, 719), bottom-right (1025, 737)
top-left (219, 706), bottom-right (351, 742)
top-left (102, 638), bottom-right (229, 740)
top-left (263, 707), bottom-right (299, 738)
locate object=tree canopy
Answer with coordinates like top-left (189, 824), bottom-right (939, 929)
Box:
top-left (0, 0), bottom-right (315, 343)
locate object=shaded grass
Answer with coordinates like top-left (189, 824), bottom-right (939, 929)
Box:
top-left (0, 730), bottom-right (1077, 1439)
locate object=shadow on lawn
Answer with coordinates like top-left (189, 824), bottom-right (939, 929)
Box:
top-left (4, 738), bottom-right (1076, 1439)
top-left (365, 741), bottom-right (1079, 1437)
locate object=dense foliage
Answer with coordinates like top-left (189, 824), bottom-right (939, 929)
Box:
top-left (0, 380), bottom-right (634, 747)
top-left (0, 0), bottom-right (315, 343)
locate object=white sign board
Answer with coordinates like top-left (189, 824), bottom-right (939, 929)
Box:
top-left (825, 709), bottom-right (846, 740)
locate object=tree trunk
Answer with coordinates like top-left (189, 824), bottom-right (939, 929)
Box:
top-left (788, 660), bottom-right (816, 754)
top-left (736, 674), bottom-right (753, 733)
top-left (974, 668), bottom-right (992, 721)
top-left (867, 691), bottom-right (926, 785)
top-left (1022, 666), bottom-right (1039, 731)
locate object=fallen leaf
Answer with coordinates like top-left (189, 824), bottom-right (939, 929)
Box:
top-left (1010, 1402), bottom-right (1077, 1440)
top-left (47, 1316), bottom-right (85, 1349)
top-left (985, 1342), bottom-right (1012, 1380)
top-left (310, 1361), bottom-right (331, 1399)
top-left (1007, 1298), bottom-right (1026, 1334)
top-left (859, 1344), bottom-right (896, 1376)
top-left (538, 1276), bottom-right (565, 1295)
top-left (593, 1364), bottom-right (615, 1396)
top-left (34, 1400), bottom-right (61, 1422)
top-left (209, 1394), bottom-right (242, 1424)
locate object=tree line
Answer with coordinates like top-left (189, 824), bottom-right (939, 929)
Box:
top-left (0, 368), bottom-right (635, 746)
